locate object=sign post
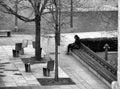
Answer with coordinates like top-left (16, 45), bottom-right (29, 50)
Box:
top-left (103, 43), bottom-right (110, 61)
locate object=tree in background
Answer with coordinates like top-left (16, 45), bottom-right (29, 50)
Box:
top-left (53, 0), bottom-right (59, 81)
top-left (42, 0), bottom-right (70, 81)
top-left (43, 0), bottom-right (59, 81)
top-left (0, 0), bottom-right (50, 61)
top-left (0, 11), bottom-right (12, 28)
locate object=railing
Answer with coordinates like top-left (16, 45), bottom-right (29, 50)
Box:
top-left (72, 43), bottom-right (117, 84)
top-left (81, 43), bottom-right (117, 76)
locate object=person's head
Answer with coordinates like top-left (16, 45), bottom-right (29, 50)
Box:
top-left (74, 35), bottom-right (80, 40)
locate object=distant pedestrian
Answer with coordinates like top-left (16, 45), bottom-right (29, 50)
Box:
top-left (66, 35), bottom-right (81, 54)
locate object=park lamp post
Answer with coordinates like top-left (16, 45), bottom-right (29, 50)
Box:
top-left (15, 0), bottom-right (18, 32)
top-left (103, 43), bottom-right (110, 61)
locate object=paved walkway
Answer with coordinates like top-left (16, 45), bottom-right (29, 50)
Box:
top-left (0, 34), bottom-right (110, 89)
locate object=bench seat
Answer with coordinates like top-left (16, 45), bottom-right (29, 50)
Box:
top-left (71, 43), bottom-right (117, 86)
top-left (0, 30), bottom-right (11, 37)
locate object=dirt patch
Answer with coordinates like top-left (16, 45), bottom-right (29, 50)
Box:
top-left (37, 78), bottom-right (75, 86)
top-left (21, 56), bottom-right (47, 65)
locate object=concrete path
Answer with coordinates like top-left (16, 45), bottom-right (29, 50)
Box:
top-left (0, 34), bottom-right (110, 89)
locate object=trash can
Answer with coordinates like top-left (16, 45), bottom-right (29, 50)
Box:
top-left (25, 63), bottom-right (31, 72)
top-left (12, 49), bottom-right (19, 57)
top-left (43, 68), bottom-right (50, 77)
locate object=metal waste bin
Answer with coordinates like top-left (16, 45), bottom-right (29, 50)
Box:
top-left (12, 49), bottom-right (19, 57)
top-left (43, 68), bottom-right (50, 77)
top-left (25, 63), bottom-right (31, 72)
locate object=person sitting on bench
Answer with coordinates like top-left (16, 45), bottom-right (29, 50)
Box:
top-left (67, 35), bottom-right (81, 54)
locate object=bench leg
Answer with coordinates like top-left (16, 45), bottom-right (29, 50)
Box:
top-left (7, 32), bottom-right (11, 37)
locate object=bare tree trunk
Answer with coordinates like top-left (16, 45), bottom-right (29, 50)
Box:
top-left (35, 14), bottom-right (42, 61)
top-left (70, 0), bottom-right (73, 28)
top-left (54, 0), bottom-right (59, 81)
top-left (55, 32), bottom-right (59, 81)
top-left (58, 0), bottom-right (61, 46)
top-left (15, 0), bottom-right (18, 32)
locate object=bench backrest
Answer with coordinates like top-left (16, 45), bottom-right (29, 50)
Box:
top-left (22, 40), bottom-right (28, 48)
top-left (0, 30), bottom-right (11, 32)
top-left (47, 60), bottom-right (54, 71)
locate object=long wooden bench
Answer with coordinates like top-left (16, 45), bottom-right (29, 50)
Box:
top-left (0, 30), bottom-right (11, 37)
top-left (71, 43), bottom-right (117, 86)
top-left (81, 43), bottom-right (117, 76)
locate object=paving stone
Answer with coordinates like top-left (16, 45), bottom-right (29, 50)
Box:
top-left (44, 86), bottom-right (53, 89)
top-left (17, 86), bottom-right (31, 89)
top-left (69, 76), bottom-right (80, 84)
top-left (16, 83), bottom-right (28, 87)
top-left (0, 83), bottom-right (5, 87)
top-left (59, 86), bottom-right (73, 89)
top-left (0, 78), bottom-right (4, 83)
top-left (38, 86), bottom-right (46, 89)
top-left (2, 77), bottom-right (14, 83)
top-left (77, 84), bottom-right (87, 89)
top-left (30, 86), bottom-right (41, 89)
top-left (0, 87), bottom-right (8, 89)
top-left (49, 86), bottom-right (59, 89)
top-left (23, 75), bottom-right (36, 81)
top-left (81, 82), bottom-right (93, 89)
top-left (70, 85), bottom-right (80, 89)
top-left (9, 87), bottom-right (21, 89)
top-left (4, 82), bottom-right (17, 87)
top-left (27, 80), bottom-right (40, 85)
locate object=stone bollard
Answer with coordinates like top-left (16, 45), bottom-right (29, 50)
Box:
top-left (43, 68), bottom-right (50, 77)
top-left (25, 63), bottom-right (31, 72)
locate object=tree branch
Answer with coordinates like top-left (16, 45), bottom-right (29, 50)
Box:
top-left (42, 15), bottom-right (56, 29)
top-left (40, 0), bottom-right (49, 15)
top-left (0, 1), bottom-right (35, 22)
top-left (28, 0), bottom-right (34, 8)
